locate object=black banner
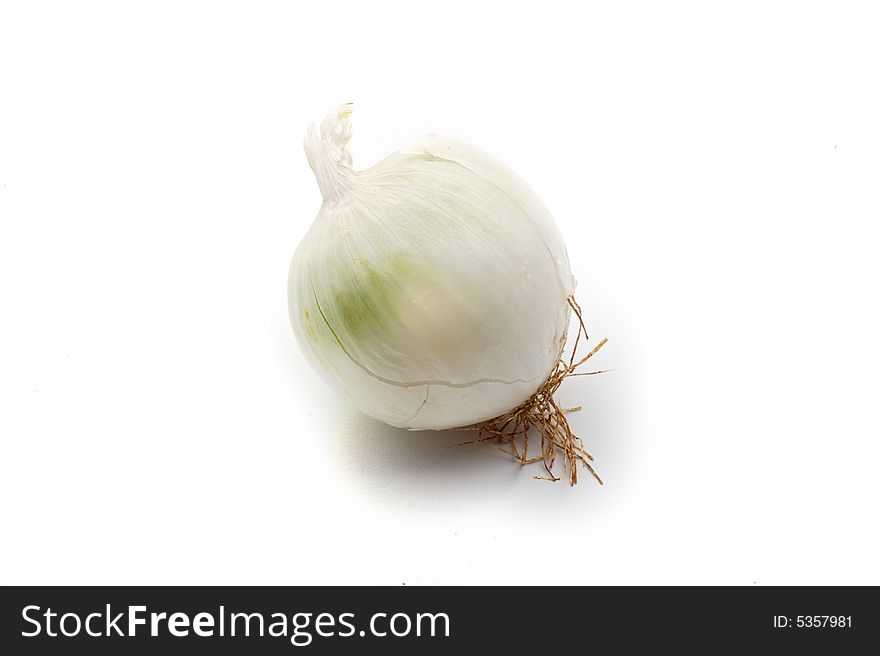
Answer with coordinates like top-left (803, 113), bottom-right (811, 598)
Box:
top-left (0, 586), bottom-right (875, 653)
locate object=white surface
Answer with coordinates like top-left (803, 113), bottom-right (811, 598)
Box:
top-left (1, 1), bottom-right (878, 585)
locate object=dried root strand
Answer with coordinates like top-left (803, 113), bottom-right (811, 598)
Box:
top-left (452, 296), bottom-right (607, 486)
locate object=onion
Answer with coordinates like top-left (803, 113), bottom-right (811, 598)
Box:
top-left (288, 105), bottom-right (605, 483)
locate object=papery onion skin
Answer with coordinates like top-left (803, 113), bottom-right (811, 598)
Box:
top-left (289, 106), bottom-right (574, 430)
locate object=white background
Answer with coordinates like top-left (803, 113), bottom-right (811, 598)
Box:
top-left (2, 1), bottom-right (878, 585)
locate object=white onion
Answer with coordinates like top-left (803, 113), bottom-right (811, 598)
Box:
top-left (288, 105), bottom-right (575, 430)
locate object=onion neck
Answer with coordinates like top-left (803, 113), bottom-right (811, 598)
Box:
top-left (305, 103), bottom-right (356, 204)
